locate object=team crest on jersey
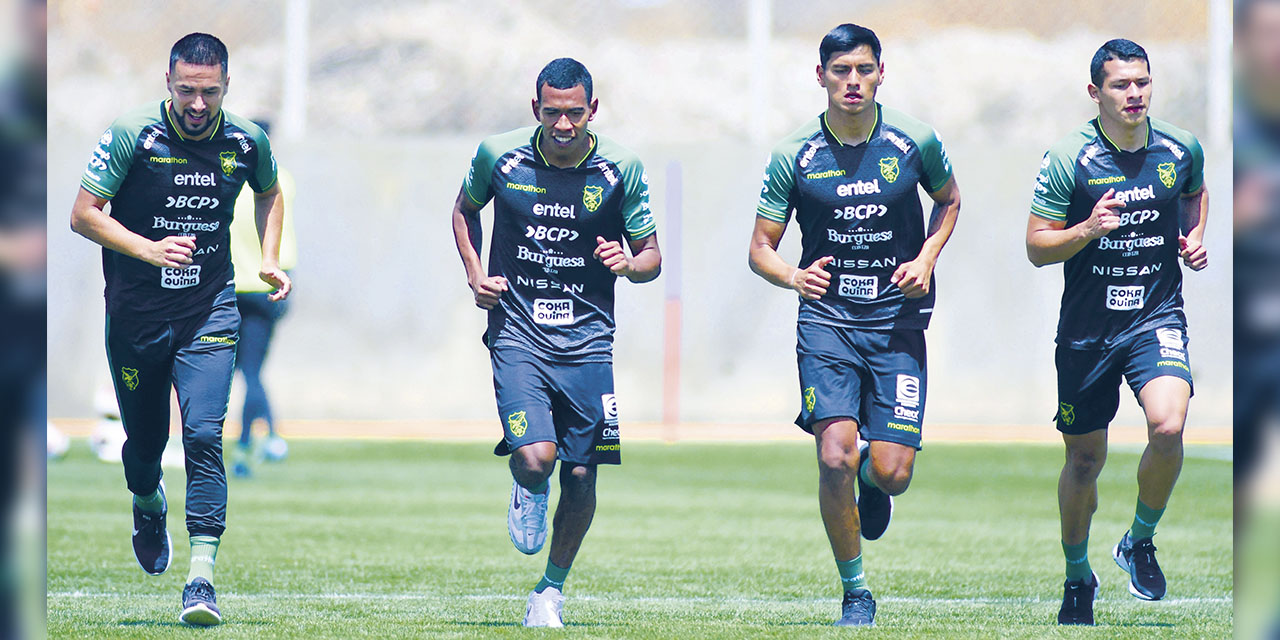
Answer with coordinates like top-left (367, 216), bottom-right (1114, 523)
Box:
top-left (582, 185), bottom-right (604, 212)
top-left (1058, 402), bottom-right (1075, 426)
top-left (121, 367), bottom-right (140, 392)
top-left (878, 156), bottom-right (900, 183)
top-left (1157, 162), bottom-right (1176, 189)
top-left (219, 151), bottom-right (237, 177)
top-left (803, 387), bottom-right (816, 413)
top-left (507, 411), bottom-right (528, 437)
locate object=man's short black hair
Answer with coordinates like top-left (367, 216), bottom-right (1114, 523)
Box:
top-left (170, 33), bottom-right (229, 76)
top-left (1090, 39), bottom-right (1149, 87)
top-left (819, 23), bottom-right (881, 68)
top-left (536, 58), bottom-right (593, 102)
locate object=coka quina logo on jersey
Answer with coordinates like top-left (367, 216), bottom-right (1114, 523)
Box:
top-left (219, 151), bottom-right (237, 177)
top-left (1058, 402), bottom-right (1075, 426)
top-left (1157, 162), bottom-right (1176, 189)
top-left (121, 367), bottom-right (140, 391)
top-left (803, 387), bottom-right (816, 412)
top-left (878, 156), bottom-right (900, 183)
top-left (582, 185), bottom-right (603, 212)
top-left (507, 411), bottom-right (528, 437)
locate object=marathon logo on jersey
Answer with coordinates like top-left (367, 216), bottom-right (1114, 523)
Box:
top-left (160, 265), bottom-right (201, 290)
top-left (1087, 175), bottom-right (1126, 186)
top-left (532, 299), bottom-right (574, 325)
top-left (154, 216), bottom-right (220, 233)
top-left (1157, 162), bottom-right (1177, 189)
top-left (1098, 233), bottom-right (1164, 253)
top-left (805, 168), bottom-right (846, 180)
top-left (837, 179), bottom-right (882, 197)
top-left (1106, 285), bottom-right (1144, 311)
top-left (1114, 184), bottom-right (1155, 206)
top-left (532, 202), bottom-right (575, 219)
top-left (894, 374), bottom-right (921, 421)
top-left (173, 172), bottom-right (217, 187)
top-left (878, 157), bottom-right (900, 183)
top-left (601, 394), bottom-right (619, 430)
top-left (838, 274), bottom-right (878, 300)
top-left (1155, 327), bottom-right (1187, 360)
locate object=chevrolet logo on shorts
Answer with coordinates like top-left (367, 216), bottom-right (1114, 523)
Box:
top-left (582, 185), bottom-right (603, 212)
top-left (121, 367), bottom-right (140, 391)
top-left (878, 156), bottom-right (900, 183)
top-left (507, 411), bottom-right (528, 437)
top-left (1058, 402), bottom-right (1075, 426)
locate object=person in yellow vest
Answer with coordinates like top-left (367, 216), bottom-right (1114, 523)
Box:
top-left (229, 121), bottom-right (296, 477)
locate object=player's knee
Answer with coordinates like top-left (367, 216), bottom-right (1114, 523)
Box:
top-left (1064, 446), bottom-right (1106, 481)
top-left (512, 449), bottom-right (556, 479)
top-left (183, 424), bottom-right (222, 452)
top-left (1148, 418), bottom-right (1184, 455)
top-left (874, 463), bottom-right (913, 496)
top-left (817, 441), bottom-right (858, 476)
top-left (559, 464), bottom-right (596, 498)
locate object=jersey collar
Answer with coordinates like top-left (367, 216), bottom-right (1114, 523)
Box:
top-left (822, 104), bottom-right (879, 147)
top-left (163, 99), bottom-right (224, 142)
top-left (1093, 116), bottom-right (1152, 153)
top-left (532, 125), bottom-right (597, 169)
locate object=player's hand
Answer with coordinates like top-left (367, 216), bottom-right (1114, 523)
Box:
top-left (594, 236), bottom-right (631, 278)
top-left (1178, 236), bottom-right (1208, 271)
top-left (470, 275), bottom-right (508, 310)
top-left (791, 256), bottom-right (833, 300)
top-left (260, 264), bottom-right (292, 302)
top-left (1079, 188), bottom-right (1122, 240)
top-left (145, 235), bottom-right (195, 268)
top-left (891, 256), bottom-right (935, 299)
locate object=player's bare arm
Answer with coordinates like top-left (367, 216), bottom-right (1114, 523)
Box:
top-left (1178, 185), bottom-right (1208, 271)
top-left (593, 233), bottom-right (661, 283)
top-left (1025, 187), bottom-right (1123, 267)
top-left (748, 216), bottom-right (832, 300)
top-left (892, 176), bottom-right (961, 298)
top-left (71, 187), bottom-right (195, 268)
top-left (450, 187), bottom-right (507, 309)
top-left (252, 181), bottom-right (291, 301)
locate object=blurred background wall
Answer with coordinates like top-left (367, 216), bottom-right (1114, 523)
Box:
top-left (46, 0), bottom-right (1232, 431)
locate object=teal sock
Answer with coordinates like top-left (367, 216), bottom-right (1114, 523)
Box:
top-left (836, 554), bottom-right (867, 593)
top-left (187, 536), bottom-right (220, 584)
top-left (1129, 498), bottom-right (1165, 540)
top-left (858, 456), bottom-right (878, 490)
top-left (1063, 538), bottom-right (1092, 581)
top-left (534, 560), bottom-right (571, 593)
top-left (133, 487), bottom-right (164, 513)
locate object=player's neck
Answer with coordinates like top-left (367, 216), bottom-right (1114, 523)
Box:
top-left (824, 104), bottom-right (877, 146)
top-left (1097, 114), bottom-right (1147, 152)
top-left (538, 130), bottom-right (593, 169)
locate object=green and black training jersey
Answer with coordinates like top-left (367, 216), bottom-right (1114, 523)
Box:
top-left (463, 126), bottom-right (655, 362)
top-left (757, 105), bottom-right (952, 330)
top-left (81, 100), bottom-right (277, 320)
top-left (1031, 117), bottom-right (1204, 350)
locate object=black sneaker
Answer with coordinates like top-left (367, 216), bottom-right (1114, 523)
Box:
top-left (131, 484), bottom-right (171, 575)
top-left (180, 577), bottom-right (222, 626)
top-left (855, 442), bottom-right (893, 540)
top-left (1057, 571), bottom-right (1099, 625)
top-left (1113, 532), bottom-right (1166, 600)
top-left (834, 588), bottom-right (876, 627)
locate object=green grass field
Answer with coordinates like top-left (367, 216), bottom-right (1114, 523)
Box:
top-left (47, 439), bottom-right (1232, 638)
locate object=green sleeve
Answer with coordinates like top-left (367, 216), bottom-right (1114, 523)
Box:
top-left (1030, 146), bottom-right (1076, 222)
top-left (80, 110), bottom-right (149, 199)
top-left (462, 138), bottom-right (501, 208)
top-left (1182, 133), bottom-right (1205, 194)
top-left (619, 156), bottom-right (655, 240)
top-left (246, 121), bottom-right (278, 193)
top-left (756, 145), bottom-right (798, 223)
top-left (917, 128), bottom-right (953, 193)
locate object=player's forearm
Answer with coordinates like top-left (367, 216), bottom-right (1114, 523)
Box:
top-left (917, 201), bottom-right (960, 264)
top-left (748, 243), bottom-right (799, 291)
top-left (1180, 187), bottom-right (1208, 243)
top-left (623, 246), bottom-right (661, 283)
top-left (254, 191), bottom-right (285, 266)
top-left (1026, 220), bottom-right (1094, 267)
top-left (451, 206), bottom-right (488, 285)
top-left (71, 200), bottom-right (153, 262)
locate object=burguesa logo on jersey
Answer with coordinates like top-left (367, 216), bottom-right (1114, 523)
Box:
top-left (532, 299), bottom-right (573, 325)
top-left (1098, 233), bottom-right (1164, 255)
top-left (1106, 285), bottom-right (1144, 311)
top-left (161, 265), bottom-right (201, 289)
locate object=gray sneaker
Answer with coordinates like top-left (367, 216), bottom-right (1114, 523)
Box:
top-left (131, 483), bottom-right (170, 575)
top-left (507, 480), bottom-right (549, 555)
top-left (1114, 532), bottom-right (1166, 600)
top-left (179, 577), bottom-right (222, 626)
top-left (834, 588), bottom-right (876, 627)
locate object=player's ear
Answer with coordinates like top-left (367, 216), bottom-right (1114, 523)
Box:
top-left (877, 62), bottom-right (885, 86)
top-left (815, 63), bottom-right (826, 87)
top-left (531, 98), bottom-right (540, 121)
top-left (588, 98), bottom-right (598, 121)
top-left (1087, 83), bottom-right (1100, 104)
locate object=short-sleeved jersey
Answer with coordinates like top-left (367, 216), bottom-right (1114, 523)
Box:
top-left (757, 105), bottom-right (952, 330)
top-left (463, 126), bottom-right (654, 362)
top-left (1030, 117), bottom-right (1204, 350)
top-left (81, 100), bottom-right (277, 320)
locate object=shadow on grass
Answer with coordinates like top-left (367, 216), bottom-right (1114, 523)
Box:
top-left (119, 619), bottom-right (270, 628)
top-left (452, 621), bottom-right (617, 629)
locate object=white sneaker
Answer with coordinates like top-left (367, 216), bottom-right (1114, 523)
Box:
top-left (507, 480), bottom-right (549, 555)
top-left (523, 587), bottom-right (564, 628)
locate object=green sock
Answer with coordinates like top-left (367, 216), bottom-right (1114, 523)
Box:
top-left (133, 488), bottom-right (164, 513)
top-left (1063, 538), bottom-right (1091, 581)
top-left (531, 479), bottom-right (549, 494)
top-left (858, 456), bottom-right (878, 490)
top-left (836, 554), bottom-right (867, 593)
top-left (1129, 498), bottom-right (1165, 540)
top-left (534, 560), bottom-right (571, 593)
top-left (187, 536), bottom-right (220, 584)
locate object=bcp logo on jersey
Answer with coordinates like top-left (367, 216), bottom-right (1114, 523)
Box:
top-left (878, 156), bottom-right (900, 183)
top-left (219, 151), bottom-right (237, 177)
top-left (1157, 162), bottom-right (1176, 189)
top-left (507, 411), bottom-right (528, 437)
top-left (161, 265), bottom-right (201, 289)
top-left (121, 367), bottom-right (139, 391)
top-left (533, 299), bottom-right (574, 325)
top-left (582, 185), bottom-right (603, 212)
top-left (1106, 285), bottom-right (1144, 311)
top-left (602, 394), bottom-right (619, 427)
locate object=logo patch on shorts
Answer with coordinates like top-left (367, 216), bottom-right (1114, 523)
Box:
top-left (896, 374), bottom-right (921, 408)
top-left (602, 393), bottom-right (618, 427)
top-left (507, 411), bottom-right (528, 437)
top-left (1155, 328), bottom-right (1183, 349)
top-left (1059, 402), bottom-right (1075, 426)
top-left (803, 386), bottom-right (816, 412)
top-left (121, 367), bottom-right (139, 391)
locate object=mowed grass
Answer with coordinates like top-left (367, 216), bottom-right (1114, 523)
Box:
top-left (48, 439), bottom-right (1232, 638)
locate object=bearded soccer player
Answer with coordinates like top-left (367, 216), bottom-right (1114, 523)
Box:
top-left (1025, 39), bottom-right (1208, 626)
top-left (451, 58), bottom-right (660, 628)
top-left (71, 33), bottom-right (290, 626)
top-left (748, 24), bottom-right (961, 627)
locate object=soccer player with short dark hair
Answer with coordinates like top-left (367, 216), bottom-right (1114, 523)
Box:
top-left (70, 32), bottom-right (291, 627)
top-left (1026, 38), bottom-right (1208, 626)
top-left (748, 23), bottom-right (961, 627)
top-left (451, 57), bottom-right (660, 628)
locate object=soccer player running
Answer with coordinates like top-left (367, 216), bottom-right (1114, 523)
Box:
top-left (749, 24), bottom-right (960, 627)
top-left (71, 33), bottom-right (290, 626)
top-left (1025, 39), bottom-right (1208, 626)
top-left (451, 58), bottom-right (660, 628)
